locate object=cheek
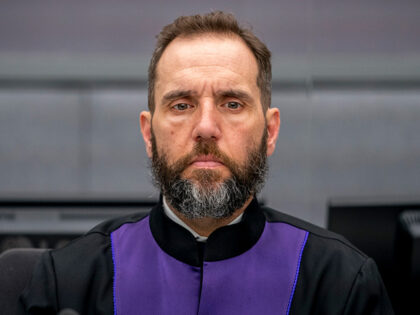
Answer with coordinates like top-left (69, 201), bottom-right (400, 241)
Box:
top-left (229, 115), bottom-right (265, 141)
top-left (154, 120), bottom-right (180, 143)
top-left (223, 124), bottom-right (263, 159)
top-left (158, 115), bottom-right (191, 138)
top-left (154, 127), bottom-right (192, 160)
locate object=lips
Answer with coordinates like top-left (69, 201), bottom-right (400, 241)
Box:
top-left (190, 155), bottom-right (224, 168)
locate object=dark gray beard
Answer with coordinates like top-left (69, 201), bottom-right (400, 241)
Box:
top-left (164, 168), bottom-right (265, 219)
top-left (150, 130), bottom-right (268, 219)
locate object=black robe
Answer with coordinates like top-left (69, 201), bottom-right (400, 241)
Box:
top-left (21, 198), bottom-right (394, 314)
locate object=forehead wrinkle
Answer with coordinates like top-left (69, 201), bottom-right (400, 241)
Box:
top-left (172, 65), bottom-right (256, 87)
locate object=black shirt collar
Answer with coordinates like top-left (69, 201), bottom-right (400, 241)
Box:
top-left (149, 197), bottom-right (266, 266)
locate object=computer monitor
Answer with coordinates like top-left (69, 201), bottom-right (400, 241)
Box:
top-left (393, 210), bottom-right (420, 314)
top-left (327, 196), bottom-right (420, 310)
top-left (0, 196), bottom-right (157, 253)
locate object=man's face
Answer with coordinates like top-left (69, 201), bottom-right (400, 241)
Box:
top-left (140, 34), bottom-right (280, 216)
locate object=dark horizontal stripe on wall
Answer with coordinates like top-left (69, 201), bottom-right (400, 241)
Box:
top-left (0, 78), bottom-right (148, 90)
top-left (1, 78), bottom-right (420, 91)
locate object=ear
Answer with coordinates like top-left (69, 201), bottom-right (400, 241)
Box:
top-left (265, 107), bottom-right (280, 156)
top-left (140, 111), bottom-right (153, 158)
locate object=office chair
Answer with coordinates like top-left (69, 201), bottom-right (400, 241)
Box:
top-left (0, 248), bottom-right (47, 315)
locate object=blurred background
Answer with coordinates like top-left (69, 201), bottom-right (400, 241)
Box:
top-left (0, 0), bottom-right (419, 227)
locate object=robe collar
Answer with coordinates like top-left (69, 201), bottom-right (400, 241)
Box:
top-left (162, 196), bottom-right (244, 242)
top-left (149, 196), bottom-right (266, 266)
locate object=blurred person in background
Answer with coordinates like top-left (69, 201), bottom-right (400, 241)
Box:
top-left (21, 11), bottom-right (393, 315)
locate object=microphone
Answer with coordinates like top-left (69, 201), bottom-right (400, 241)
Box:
top-left (58, 309), bottom-right (80, 315)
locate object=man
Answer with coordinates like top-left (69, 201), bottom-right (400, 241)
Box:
top-left (22, 11), bottom-right (393, 314)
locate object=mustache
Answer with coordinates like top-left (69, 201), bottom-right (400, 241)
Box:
top-left (167, 140), bottom-right (241, 177)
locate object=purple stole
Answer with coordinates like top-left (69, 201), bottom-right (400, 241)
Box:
top-left (111, 217), bottom-right (308, 315)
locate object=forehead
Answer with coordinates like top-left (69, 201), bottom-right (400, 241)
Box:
top-left (155, 34), bottom-right (259, 97)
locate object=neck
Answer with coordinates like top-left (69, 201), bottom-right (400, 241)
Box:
top-left (168, 196), bottom-right (253, 237)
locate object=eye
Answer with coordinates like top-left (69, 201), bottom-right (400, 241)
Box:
top-left (172, 103), bottom-right (191, 111)
top-left (224, 101), bottom-right (242, 110)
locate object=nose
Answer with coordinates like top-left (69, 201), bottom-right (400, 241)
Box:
top-left (191, 101), bottom-right (222, 141)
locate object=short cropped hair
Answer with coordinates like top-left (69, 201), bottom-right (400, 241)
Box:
top-left (148, 11), bottom-right (272, 113)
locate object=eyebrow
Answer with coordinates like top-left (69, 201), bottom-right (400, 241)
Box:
top-left (161, 90), bottom-right (194, 104)
top-left (215, 89), bottom-right (254, 103)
